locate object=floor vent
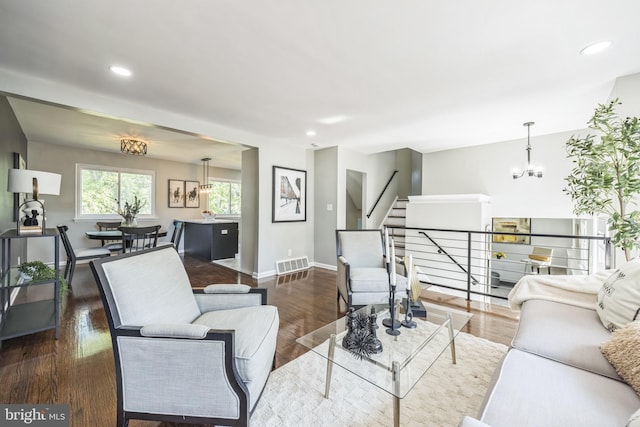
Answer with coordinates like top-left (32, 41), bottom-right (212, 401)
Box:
top-left (276, 256), bottom-right (310, 275)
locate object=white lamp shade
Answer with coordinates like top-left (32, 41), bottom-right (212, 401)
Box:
top-left (7, 169), bottom-right (61, 196)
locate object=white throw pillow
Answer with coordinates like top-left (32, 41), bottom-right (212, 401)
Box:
top-left (627, 408), bottom-right (640, 427)
top-left (597, 258), bottom-right (640, 331)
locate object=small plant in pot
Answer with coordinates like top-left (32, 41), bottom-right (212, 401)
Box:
top-left (116, 196), bottom-right (145, 226)
top-left (18, 261), bottom-right (69, 295)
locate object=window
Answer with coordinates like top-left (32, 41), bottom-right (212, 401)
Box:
top-left (76, 164), bottom-right (155, 219)
top-left (208, 180), bottom-right (241, 215)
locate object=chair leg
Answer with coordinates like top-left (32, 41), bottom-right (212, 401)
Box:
top-left (64, 262), bottom-right (71, 281)
top-left (68, 262), bottom-right (76, 287)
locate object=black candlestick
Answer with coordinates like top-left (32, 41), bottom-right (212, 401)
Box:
top-left (401, 288), bottom-right (417, 329)
top-left (385, 285), bottom-right (401, 336)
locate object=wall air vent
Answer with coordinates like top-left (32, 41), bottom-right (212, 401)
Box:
top-left (276, 256), bottom-right (309, 275)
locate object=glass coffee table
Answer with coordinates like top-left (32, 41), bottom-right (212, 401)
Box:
top-left (296, 302), bottom-right (473, 427)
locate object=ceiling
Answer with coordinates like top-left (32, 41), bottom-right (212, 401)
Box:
top-left (6, 97), bottom-right (247, 169)
top-left (1, 1), bottom-right (640, 168)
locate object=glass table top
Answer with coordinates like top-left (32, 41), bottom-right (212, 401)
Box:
top-left (296, 302), bottom-right (473, 398)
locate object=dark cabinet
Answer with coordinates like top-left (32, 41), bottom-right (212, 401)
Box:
top-left (184, 221), bottom-right (239, 261)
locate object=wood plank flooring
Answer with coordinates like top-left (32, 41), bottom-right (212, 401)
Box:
top-left (0, 255), bottom-right (518, 426)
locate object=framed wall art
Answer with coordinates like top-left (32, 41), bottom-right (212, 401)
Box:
top-left (492, 217), bottom-right (531, 244)
top-left (168, 179), bottom-right (185, 208)
top-left (272, 166), bottom-right (306, 223)
top-left (184, 180), bottom-right (200, 208)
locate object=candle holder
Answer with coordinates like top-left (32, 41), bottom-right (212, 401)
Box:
top-left (382, 278), bottom-right (401, 330)
top-left (401, 288), bottom-right (417, 329)
top-left (385, 285), bottom-right (401, 336)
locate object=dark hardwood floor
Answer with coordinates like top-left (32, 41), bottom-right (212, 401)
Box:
top-left (0, 255), bottom-right (518, 426)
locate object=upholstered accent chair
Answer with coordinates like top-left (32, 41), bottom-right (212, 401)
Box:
top-left (336, 229), bottom-right (407, 310)
top-left (90, 246), bottom-right (279, 427)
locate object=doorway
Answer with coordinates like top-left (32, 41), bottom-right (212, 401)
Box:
top-left (346, 169), bottom-right (365, 229)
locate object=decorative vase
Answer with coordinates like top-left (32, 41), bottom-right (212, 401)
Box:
top-left (122, 216), bottom-right (137, 227)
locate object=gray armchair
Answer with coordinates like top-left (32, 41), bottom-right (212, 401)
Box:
top-left (90, 245), bottom-right (279, 427)
top-left (336, 229), bottom-right (407, 310)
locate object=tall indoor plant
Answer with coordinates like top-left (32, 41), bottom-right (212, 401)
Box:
top-left (564, 98), bottom-right (640, 261)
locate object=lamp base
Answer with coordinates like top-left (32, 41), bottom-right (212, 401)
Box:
top-left (19, 226), bottom-right (43, 235)
top-left (17, 199), bottom-right (46, 235)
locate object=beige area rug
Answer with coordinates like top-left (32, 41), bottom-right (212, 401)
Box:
top-left (251, 332), bottom-right (507, 426)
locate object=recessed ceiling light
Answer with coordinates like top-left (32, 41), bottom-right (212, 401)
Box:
top-left (109, 65), bottom-right (132, 77)
top-left (580, 41), bottom-right (612, 55)
top-left (306, 130), bottom-right (317, 137)
top-left (318, 115), bottom-right (349, 125)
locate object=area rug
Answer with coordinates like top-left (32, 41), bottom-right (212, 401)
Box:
top-left (251, 332), bottom-right (507, 426)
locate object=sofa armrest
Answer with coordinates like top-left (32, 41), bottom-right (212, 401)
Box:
top-left (140, 323), bottom-right (210, 339)
top-left (458, 416), bottom-right (492, 427)
top-left (204, 284), bottom-right (251, 294)
top-left (193, 287), bottom-right (267, 312)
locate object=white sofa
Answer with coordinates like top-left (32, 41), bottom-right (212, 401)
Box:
top-left (460, 265), bottom-right (640, 427)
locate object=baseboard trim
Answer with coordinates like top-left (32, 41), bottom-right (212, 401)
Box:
top-left (312, 262), bottom-right (336, 271)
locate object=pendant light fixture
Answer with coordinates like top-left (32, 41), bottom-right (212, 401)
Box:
top-left (512, 122), bottom-right (543, 179)
top-left (120, 138), bottom-right (147, 156)
top-left (199, 158), bottom-right (213, 193)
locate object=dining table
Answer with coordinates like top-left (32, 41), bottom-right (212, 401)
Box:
top-left (85, 228), bottom-right (168, 245)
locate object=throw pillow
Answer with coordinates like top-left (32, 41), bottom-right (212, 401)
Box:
top-left (628, 408), bottom-right (640, 427)
top-left (596, 258), bottom-right (640, 331)
top-left (601, 321), bottom-right (640, 397)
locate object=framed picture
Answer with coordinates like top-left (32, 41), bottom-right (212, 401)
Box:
top-left (184, 180), bottom-right (200, 208)
top-left (272, 166), bottom-right (306, 222)
top-left (168, 179), bottom-right (185, 208)
top-left (12, 152), bottom-right (26, 222)
top-left (492, 217), bottom-right (531, 244)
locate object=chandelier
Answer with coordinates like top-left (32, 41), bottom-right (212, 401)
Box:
top-left (120, 138), bottom-right (147, 156)
top-left (199, 157), bottom-right (213, 193)
top-left (512, 122), bottom-right (543, 179)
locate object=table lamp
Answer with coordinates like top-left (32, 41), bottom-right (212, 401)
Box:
top-left (7, 168), bottom-right (62, 235)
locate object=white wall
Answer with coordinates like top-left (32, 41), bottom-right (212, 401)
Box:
top-left (422, 128), bottom-right (585, 218)
top-left (337, 147), bottom-right (398, 229)
top-left (255, 141), bottom-right (315, 277)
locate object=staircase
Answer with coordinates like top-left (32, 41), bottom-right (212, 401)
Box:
top-left (384, 198), bottom-right (408, 257)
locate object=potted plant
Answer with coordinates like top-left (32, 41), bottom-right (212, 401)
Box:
top-left (117, 196), bottom-right (145, 226)
top-left (18, 260), bottom-right (69, 295)
top-left (564, 98), bottom-right (640, 261)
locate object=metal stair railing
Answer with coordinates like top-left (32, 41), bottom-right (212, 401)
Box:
top-left (366, 170), bottom-right (398, 219)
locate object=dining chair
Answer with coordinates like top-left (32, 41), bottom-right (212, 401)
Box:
top-left (521, 246), bottom-right (554, 275)
top-left (96, 221), bottom-right (123, 253)
top-left (57, 225), bottom-right (111, 287)
top-left (119, 225), bottom-right (161, 253)
top-left (157, 220), bottom-right (185, 250)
